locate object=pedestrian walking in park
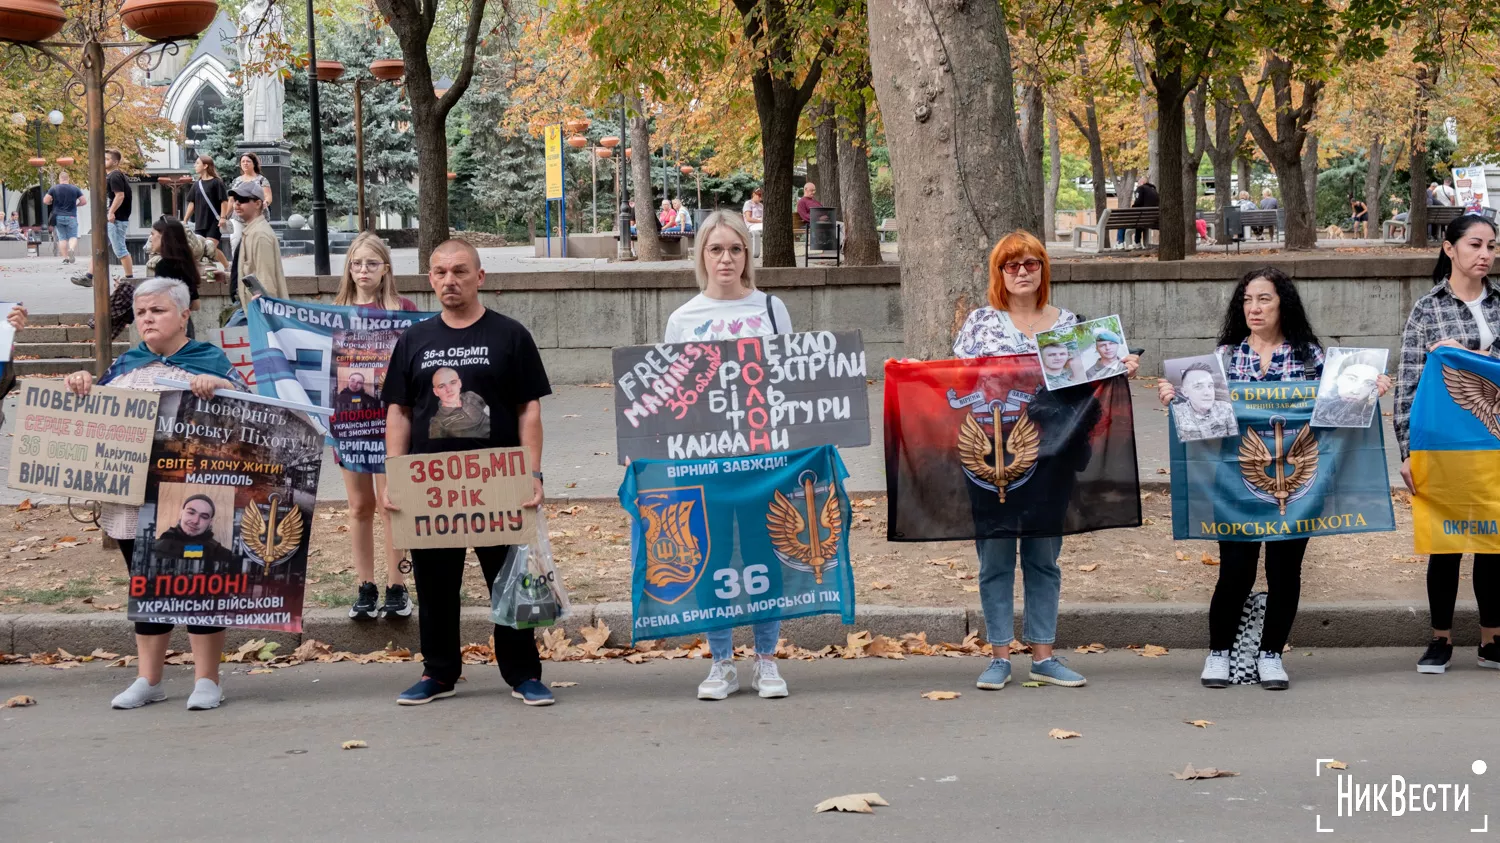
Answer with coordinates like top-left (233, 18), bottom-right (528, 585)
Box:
top-left (229, 153), bottom-right (272, 254)
top-left (334, 232), bottom-right (418, 621)
top-left (228, 179), bottom-right (287, 312)
top-left (661, 210), bottom-right (793, 701)
top-left (1394, 214), bottom-right (1500, 675)
top-left (952, 230), bottom-right (1138, 692)
top-left (63, 278), bottom-right (245, 711)
top-left (104, 148), bottom-right (135, 282)
top-left (42, 169), bottom-right (84, 264)
top-left (182, 155), bottom-right (229, 267)
top-left (148, 218), bottom-right (202, 339)
top-left (381, 239), bottom-right (554, 706)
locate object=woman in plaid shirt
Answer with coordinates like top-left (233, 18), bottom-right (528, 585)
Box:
top-left (1159, 267), bottom-right (1390, 691)
top-left (1393, 214), bottom-right (1500, 675)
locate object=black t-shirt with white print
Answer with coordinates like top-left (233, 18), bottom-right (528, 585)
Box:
top-left (383, 310), bottom-right (552, 455)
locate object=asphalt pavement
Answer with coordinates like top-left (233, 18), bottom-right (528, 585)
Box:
top-left (2, 649), bottom-right (1495, 841)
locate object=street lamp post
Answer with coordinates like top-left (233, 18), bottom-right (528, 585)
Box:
top-left (1, 0), bottom-right (214, 375)
top-left (304, 0), bottom-right (331, 276)
top-left (15, 109), bottom-right (63, 228)
top-left (616, 94), bottom-right (633, 261)
top-left (315, 59), bottom-right (404, 233)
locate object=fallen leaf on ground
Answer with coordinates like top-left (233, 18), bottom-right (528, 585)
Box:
top-left (870, 581), bottom-right (892, 590)
top-left (962, 584), bottom-right (979, 592)
top-left (814, 793), bottom-right (889, 814)
top-left (1135, 644), bottom-right (1170, 658)
top-left (921, 690), bottom-right (961, 701)
top-left (1185, 719), bottom-right (1215, 728)
top-left (1074, 643), bottom-right (1107, 654)
top-left (1077, 563), bottom-right (1099, 572)
top-left (1201, 552), bottom-right (1219, 566)
top-left (4, 695), bottom-right (36, 707)
top-left (865, 635), bottom-right (905, 659)
top-left (1021, 681), bottom-right (1044, 688)
top-left (550, 681), bottom-right (578, 688)
top-left (844, 630), bottom-right (873, 658)
top-left (248, 668), bottom-right (274, 675)
top-left (1325, 760), bottom-right (1348, 770)
top-left (1048, 728), bottom-right (1082, 739)
top-left (1172, 764), bottom-right (1238, 780)
top-left (557, 505), bottom-right (584, 515)
top-left (341, 740), bottom-right (368, 750)
top-left (1175, 550), bottom-right (1189, 561)
top-left (16, 499), bottom-right (31, 512)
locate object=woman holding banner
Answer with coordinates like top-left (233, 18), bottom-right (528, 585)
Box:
top-left (953, 231), bottom-right (1137, 692)
top-left (65, 278), bottom-right (246, 711)
top-left (662, 210), bottom-right (793, 700)
top-left (332, 232), bottom-right (420, 621)
top-left (1393, 214), bottom-right (1500, 674)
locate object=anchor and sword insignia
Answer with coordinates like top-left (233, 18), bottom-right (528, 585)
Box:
top-left (767, 471), bottom-right (843, 584)
top-left (957, 399), bottom-right (1040, 503)
top-left (1238, 418), bottom-right (1318, 516)
top-left (240, 493), bottom-right (305, 564)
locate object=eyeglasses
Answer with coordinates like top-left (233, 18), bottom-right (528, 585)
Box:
top-left (350, 260), bottom-right (386, 272)
top-left (707, 244), bottom-right (746, 260)
top-left (1002, 258), bottom-right (1043, 276)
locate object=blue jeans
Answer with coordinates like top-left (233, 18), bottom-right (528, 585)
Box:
top-left (54, 214), bottom-right (78, 241)
top-left (707, 621), bottom-right (780, 660)
top-left (976, 536), bottom-right (1064, 647)
top-left (106, 219), bottom-right (129, 258)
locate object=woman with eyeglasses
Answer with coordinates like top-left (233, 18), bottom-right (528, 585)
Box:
top-left (661, 211), bottom-right (793, 701)
top-left (333, 232), bottom-right (420, 620)
top-left (952, 230), bottom-right (1138, 693)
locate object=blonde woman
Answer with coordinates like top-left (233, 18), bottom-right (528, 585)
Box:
top-left (334, 232), bottom-right (419, 620)
top-left (661, 211), bottom-right (792, 699)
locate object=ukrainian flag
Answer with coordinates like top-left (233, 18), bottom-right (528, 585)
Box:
top-left (184, 544), bottom-right (204, 559)
top-left (1410, 346), bottom-right (1500, 553)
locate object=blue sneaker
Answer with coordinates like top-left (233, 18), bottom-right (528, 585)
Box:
top-left (397, 676), bottom-right (456, 706)
top-left (1030, 656), bottom-right (1087, 687)
top-left (511, 678), bottom-right (555, 706)
top-left (976, 658), bottom-right (1012, 690)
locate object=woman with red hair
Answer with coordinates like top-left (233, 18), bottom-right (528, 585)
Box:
top-left (952, 230), bottom-right (1137, 693)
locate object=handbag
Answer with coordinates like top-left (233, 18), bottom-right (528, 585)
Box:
top-left (491, 513), bottom-right (572, 629)
top-left (86, 277), bottom-right (138, 340)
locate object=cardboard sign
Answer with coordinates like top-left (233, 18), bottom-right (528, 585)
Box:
top-left (612, 330), bottom-right (870, 463)
top-left (386, 447), bottom-right (537, 548)
top-left (7, 381), bottom-right (160, 504)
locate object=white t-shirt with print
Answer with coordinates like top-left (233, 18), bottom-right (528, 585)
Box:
top-left (663, 290), bottom-right (793, 343)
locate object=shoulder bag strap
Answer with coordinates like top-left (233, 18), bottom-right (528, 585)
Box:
top-left (766, 294), bottom-right (779, 334)
top-left (196, 180), bottom-right (220, 223)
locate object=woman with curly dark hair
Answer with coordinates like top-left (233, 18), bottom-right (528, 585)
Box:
top-left (150, 217), bottom-right (201, 338)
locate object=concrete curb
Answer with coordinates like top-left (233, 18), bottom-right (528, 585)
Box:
top-left (1, 601), bottom-right (1482, 655)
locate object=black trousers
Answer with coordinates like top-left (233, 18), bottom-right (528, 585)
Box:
top-left (1208, 539), bottom-right (1310, 653)
top-left (1427, 554), bottom-right (1500, 631)
top-left (411, 544), bottom-right (540, 687)
top-left (118, 539), bottom-right (224, 637)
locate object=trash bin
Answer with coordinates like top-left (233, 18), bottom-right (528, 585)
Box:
top-left (808, 205), bottom-right (838, 251)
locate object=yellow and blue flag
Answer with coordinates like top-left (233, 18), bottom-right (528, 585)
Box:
top-left (1410, 346), bottom-right (1500, 553)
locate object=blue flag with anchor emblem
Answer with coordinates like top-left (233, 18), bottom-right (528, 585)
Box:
top-left (619, 445), bottom-right (855, 643)
top-left (1169, 380), bottom-right (1395, 541)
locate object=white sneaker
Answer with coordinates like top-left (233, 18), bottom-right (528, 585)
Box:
top-left (1256, 652), bottom-right (1289, 690)
top-left (111, 677), bottom-right (166, 709)
top-left (186, 678), bottom-right (224, 710)
top-left (697, 660), bottom-right (739, 700)
top-left (1200, 651), bottom-right (1230, 688)
top-left (751, 658), bottom-right (789, 698)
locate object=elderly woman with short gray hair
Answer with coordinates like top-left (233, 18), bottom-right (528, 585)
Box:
top-left (64, 277), bottom-right (245, 712)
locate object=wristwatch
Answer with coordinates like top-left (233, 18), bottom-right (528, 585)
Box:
top-left (532, 471), bottom-right (544, 484)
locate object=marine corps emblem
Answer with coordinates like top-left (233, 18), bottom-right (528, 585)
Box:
top-left (638, 487), bottom-right (711, 605)
top-left (957, 399), bottom-right (1041, 503)
top-left (767, 470), bottom-right (844, 584)
top-left (239, 493), bottom-right (305, 567)
top-left (1239, 416), bottom-right (1319, 515)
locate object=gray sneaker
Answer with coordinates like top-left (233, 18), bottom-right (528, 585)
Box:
top-left (111, 677), bottom-right (166, 709)
top-left (186, 678), bottom-right (224, 710)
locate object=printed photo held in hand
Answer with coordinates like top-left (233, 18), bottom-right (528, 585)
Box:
top-left (1311, 348), bottom-right (1388, 429)
top-left (1033, 315), bottom-right (1129, 391)
top-left (1163, 354), bottom-right (1237, 442)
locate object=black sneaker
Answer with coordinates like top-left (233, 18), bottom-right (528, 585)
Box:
top-left (349, 581), bottom-right (379, 620)
top-left (70, 272), bottom-right (92, 288)
top-left (1417, 637), bottom-right (1453, 674)
top-left (380, 584), bottom-right (413, 619)
top-left (1479, 641), bottom-right (1500, 671)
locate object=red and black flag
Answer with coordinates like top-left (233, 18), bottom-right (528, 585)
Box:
top-left (885, 356), bottom-right (1141, 541)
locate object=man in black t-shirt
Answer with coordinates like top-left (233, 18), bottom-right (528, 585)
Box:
top-left (104, 148), bottom-right (135, 280)
top-left (383, 238), bottom-right (553, 707)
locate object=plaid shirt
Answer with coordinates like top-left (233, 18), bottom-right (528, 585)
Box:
top-left (1216, 340), bottom-right (1325, 383)
top-left (1394, 278), bottom-right (1500, 459)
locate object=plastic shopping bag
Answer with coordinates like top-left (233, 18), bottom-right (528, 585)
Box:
top-left (491, 513), bottom-right (572, 629)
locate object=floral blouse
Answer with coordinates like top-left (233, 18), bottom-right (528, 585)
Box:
top-left (952, 306), bottom-right (1079, 359)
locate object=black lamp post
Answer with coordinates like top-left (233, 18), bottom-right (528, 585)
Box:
top-left (305, 0), bottom-right (331, 276)
top-left (616, 93), bottom-right (633, 260)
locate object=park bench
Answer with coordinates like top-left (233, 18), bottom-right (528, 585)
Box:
top-left (1383, 205), bottom-right (1466, 242)
top-left (614, 229), bottom-right (689, 257)
top-left (1071, 206), bottom-right (1159, 253)
top-left (878, 218), bottom-right (898, 242)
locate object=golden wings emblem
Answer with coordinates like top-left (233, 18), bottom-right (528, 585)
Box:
top-left (1441, 364), bottom-right (1500, 441)
top-left (958, 404), bottom-right (1041, 503)
top-left (240, 493), bottom-right (305, 565)
top-left (641, 499), bottom-right (703, 589)
top-left (1238, 419), bottom-right (1318, 515)
top-left (767, 472), bottom-right (843, 584)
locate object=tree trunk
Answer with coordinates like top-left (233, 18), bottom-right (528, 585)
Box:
top-left (814, 103), bottom-right (841, 213)
top-left (1127, 33), bottom-right (1159, 182)
top-left (1302, 130), bottom-right (1319, 229)
top-left (1208, 96), bottom-right (1236, 244)
top-left (1045, 105), bottom-right (1061, 243)
top-left (1183, 90), bottom-right (1207, 256)
top-left (837, 92), bottom-right (882, 266)
top-left (1152, 61), bottom-right (1191, 261)
top-left (1362, 134), bottom-right (1383, 239)
top-left (1407, 63), bottom-right (1434, 249)
top-left (757, 98), bottom-right (802, 267)
top-left (1237, 156), bottom-right (1252, 204)
top-left (629, 99), bottom-right (663, 262)
top-left (1230, 64), bottom-right (1320, 250)
top-left (1020, 83), bottom-right (1046, 235)
top-left (868, 0), bottom-right (1036, 358)
top-left (1075, 46), bottom-right (1108, 220)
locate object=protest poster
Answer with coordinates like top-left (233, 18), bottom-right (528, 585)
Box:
top-left (1163, 354), bottom-right (1237, 442)
top-left (1409, 347), bottom-right (1500, 553)
top-left (1170, 380), bottom-right (1395, 542)
top-left (6, 381), bottom-right (159, 504)
top-left (128, 390), bottom-right (323, 632)
top-left (246, 296), bottom-right (435, 472)
top-left (206, 326), bottom-right (256, 388)
top-left (619, 444), bottom-right (854, 642)
top-left (884, 355), bottom-right (1140, 541)
top-left (386, 447), bottom-right (537, 548)
top-left (1033, 314), bottom-right (1129, 390)
top-left (612, 330), bottom-right (868, 463)
top-left (1311, 347), bottom-right (1388, 429)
